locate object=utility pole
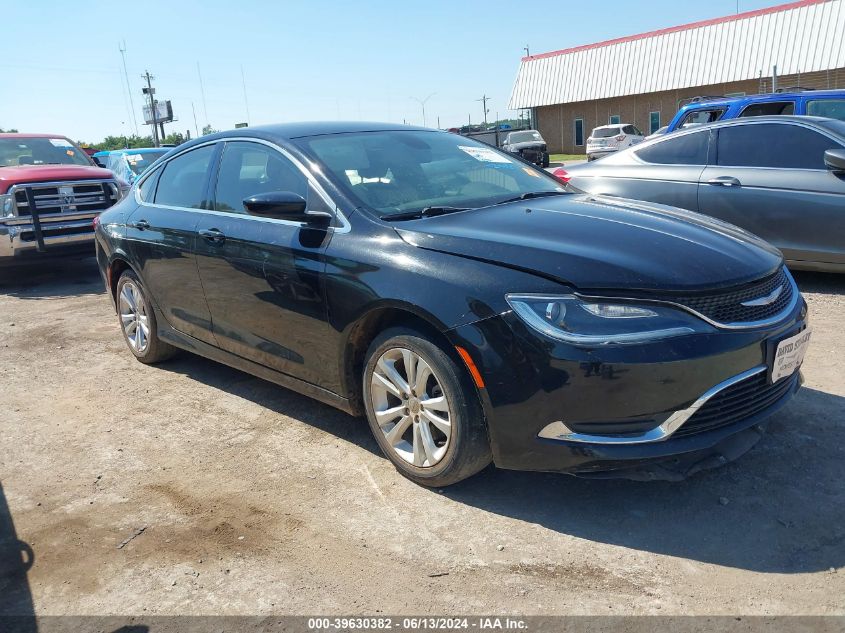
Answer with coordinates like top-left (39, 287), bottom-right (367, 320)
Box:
top-left (142, 71), bottom-right (160, 147)
top-left (477, 95), bottom-right (491, 126)
top-left (119, 41), bottom-right (139, 135)
top-left (410, 93), bottom-right (436, 127)
top-left (524, 45), bottom-right (530, 58)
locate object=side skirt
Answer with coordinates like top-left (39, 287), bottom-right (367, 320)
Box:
top-left (157, 317), bottom-right (358, 416)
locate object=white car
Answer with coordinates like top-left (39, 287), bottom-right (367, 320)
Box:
top-left (586, 124), bottom-right (644, 161)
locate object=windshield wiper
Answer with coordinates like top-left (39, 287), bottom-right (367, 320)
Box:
top-left (382, 206), bottom-right (469, 222)
top-left (493, 190), bottom-right (571, 205)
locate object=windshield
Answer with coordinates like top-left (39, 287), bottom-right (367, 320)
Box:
top-left (298, 130), bottom-right (564, 217)
top-left (111, 150), bottom-right (168, 175)
top-left (508, 131), bottom-right (543, 143)
top-left (592, 127), bottom-right (622, 138)
top-left (0, 137), bottom-right (93, 167)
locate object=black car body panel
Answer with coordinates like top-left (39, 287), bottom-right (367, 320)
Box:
top-left (94, 123), bottom-right (808, 477)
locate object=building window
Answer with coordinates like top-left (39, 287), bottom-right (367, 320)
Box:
top-left (649, 111), bottom-right (661, 134)
top-left (609, 115), bottom-right (621, 125)
top-left (574, 118), bottom-right (584, 146)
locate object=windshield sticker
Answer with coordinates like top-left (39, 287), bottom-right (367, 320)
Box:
top-left (126, 154), bottom-right (144, 164)
top-left (49, 138), bottom-right (73, 147)
top-left (458, 145), bottom-right (510, 163)
top-left (66, 150), bottom-right (75, 157)
top-left (522, 167), bottom-right (542, 178)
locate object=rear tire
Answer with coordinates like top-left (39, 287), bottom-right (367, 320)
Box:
top-left (115, 270), bottom-right (176, 364)
top-left (363, 327), bottom-right (491, 487)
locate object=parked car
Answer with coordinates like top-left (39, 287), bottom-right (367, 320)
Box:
top-left (565, 115), bottom-right (845, 273)
top-left (666, 89), bottom-right (845, 133)
top-left (500, 129), bottom-right (549, 167)
top-left (96, 147), bottom-right (170, 185)
top-left (586, 124), bottom-right (644, 160)
top-left (95, 122), bottom-right (809, 486)
top-left (0, 133), bottom-right (123, 266)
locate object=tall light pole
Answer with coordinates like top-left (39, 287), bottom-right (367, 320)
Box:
top-left (410, 93), bottom-right (436, 127)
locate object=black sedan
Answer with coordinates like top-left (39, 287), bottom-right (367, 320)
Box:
top-left (94, 122), bottom-right (810, 486)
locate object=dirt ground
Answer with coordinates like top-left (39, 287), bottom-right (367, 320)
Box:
top-left (0, 258), bottom-right (843, 616)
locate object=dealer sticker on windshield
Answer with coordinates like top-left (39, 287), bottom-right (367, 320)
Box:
top-left (771, 328), bottom-right (812, 383)
top-left (458, 145), bottom-right (511, 163)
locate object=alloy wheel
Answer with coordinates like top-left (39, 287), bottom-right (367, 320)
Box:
top-left (369, 347), bottom-right (452, 467)
top-left (118, 280), bottom-right (150, 354)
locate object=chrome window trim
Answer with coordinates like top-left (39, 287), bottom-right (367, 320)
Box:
top-left (576, 267), bottom-right (800, 331)
top-left (133, 137), bottom-right (351, 233)
top-left (538, 365), bottom-right (769, 445)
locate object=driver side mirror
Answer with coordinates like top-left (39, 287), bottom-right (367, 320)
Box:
top-left (824, 148), bottom-right (845, 173)
top-left (243, 191), bottom-right (331, 223)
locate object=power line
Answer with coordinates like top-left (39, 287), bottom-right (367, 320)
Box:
top-left (119, 41), bottom-right (139, 135)
top-left (197, 62), bottom-right (209, 128)
top-left (240, 65), bottom-right (251, 125)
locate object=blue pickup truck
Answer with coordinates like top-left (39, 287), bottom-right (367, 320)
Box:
top-left (665, 89), bottom-right (845, 133)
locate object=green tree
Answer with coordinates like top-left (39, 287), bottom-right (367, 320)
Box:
top-left (162, 132), bottom-right (186, 146)
top-left (201, 125), bottom-right (219, 136)
top-left (0, 127), bottom-right (19, 133)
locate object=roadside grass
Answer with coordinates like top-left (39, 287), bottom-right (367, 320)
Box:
top-left (549, 153), bottom-right (586, 163)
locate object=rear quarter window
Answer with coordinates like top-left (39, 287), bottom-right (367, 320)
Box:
top-left (807, 99), bottom-right (845, 121)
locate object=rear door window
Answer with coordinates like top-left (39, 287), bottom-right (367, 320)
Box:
top-left (635, 130), bottom-right (710, 165)
top-left (739, 101), bottom-right (795, 117)
top-left (716, 123), bottom-right (840, 169)
top-left (154, 145), bottom-right (215, 208)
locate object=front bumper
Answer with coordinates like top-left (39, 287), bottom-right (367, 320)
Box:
top-left (0, 213), bottom-right (98, 264)
top-left (447, 302), bottom-right (806, 476)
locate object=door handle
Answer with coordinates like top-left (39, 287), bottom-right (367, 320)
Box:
top-left (706, 176), bottom-right (742, 187)
top-left (199, 228), bottom-right (226, 244)
top-left (131, 219), bottom-right (150, 230)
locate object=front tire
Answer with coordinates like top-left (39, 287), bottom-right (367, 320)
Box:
top-left (115, 270), bottom-right (176, 364)
top-left (363, 327), bottom-right (491, 487)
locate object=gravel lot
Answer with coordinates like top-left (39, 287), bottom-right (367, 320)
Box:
top-left (1, 258), bottom-right (843, 616)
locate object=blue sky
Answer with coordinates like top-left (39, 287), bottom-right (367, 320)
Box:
top-left (1, 0), bottom-right (781, 142)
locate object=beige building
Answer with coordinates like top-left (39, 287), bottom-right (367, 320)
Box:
top-left (509, 0), bottom-right (845, 154)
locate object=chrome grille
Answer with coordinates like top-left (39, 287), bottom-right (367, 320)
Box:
top-left (670, 267), bottom-right (794, 325)
top-left (12, 180), bottom-right (119, 217)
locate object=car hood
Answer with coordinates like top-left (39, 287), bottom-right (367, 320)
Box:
top-left (0, 164), bottom-right (114, 193)
top-left (394, 194), bottom-right (783, 292)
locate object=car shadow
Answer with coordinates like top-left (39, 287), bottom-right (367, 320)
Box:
top-left (792, 269), bottom-right (845, 296)
top-left (0, 482), bottom-right (36, 627)
top-left (157, 353), bottom-right (382, 458)
top-left (0, 257), bottom-right (103, 300)
top-left (443, 385), bottom-right (845, 575)
top-left (158, 350), bottom-right (843, 575)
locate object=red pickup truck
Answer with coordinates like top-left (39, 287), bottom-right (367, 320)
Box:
top-left (0, 133), bottom-right (125, 266)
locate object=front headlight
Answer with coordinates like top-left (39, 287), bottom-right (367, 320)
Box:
top-left (0, 194), bottom-right (14, 220)
top-left (506, 294), bottom-right (713, 345)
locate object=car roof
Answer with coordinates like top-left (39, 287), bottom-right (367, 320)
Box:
top-left (0, 133), bottom-right (71, 139)
top-left (592, 124), bottom-right (625, 130)
top-left (230, 121), bottom-right (430, 140)
top-left (682, 89), bottom-right (845, 109)
top-left (700, 114), bottom-right (838, 129)
top-left (108, 147), bottom-right (168, 154)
